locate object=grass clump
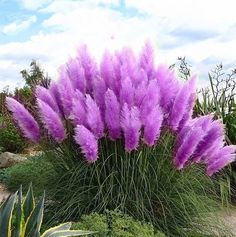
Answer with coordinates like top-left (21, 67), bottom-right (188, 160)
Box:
top-left (3, 154), bottom-right (56, 196)
top-left (44, 131), bottom-right (230, 236)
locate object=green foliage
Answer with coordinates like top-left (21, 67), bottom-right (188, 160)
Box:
top-left (3, 155), bottom-right (56, 196)
top-left (0, 116), bottom-right (27, 153)
top-left (20, 60), bottom-right (51, 89)
top-left (43, 131), bottom-right (229, 237)
top-left (0, 184), bottom-right (95, 237)
top-left (72, 211), bottom-right (165, 237)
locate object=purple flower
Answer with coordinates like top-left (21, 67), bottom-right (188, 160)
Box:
top-left (77, 44), bottom-right (98, 93)
top-left (74, 125), bottom-right (98, 163)
top-left (35, 86), bottom-right (60, 114)
top-left (206, 145), bottom-right (236, 176)
top-left (139, 40), bottom-right (154, 79)
top-left (6, 97), bottom-right (40, 142)
top-left (143, 105), bottom-right (163, 146)
top-left (119, 76), bottom-right (134, 107)
top-left (70, 90), bottom-right (87, 126)
top-left (48, 81), bottom-right (64, 115)
top-left (92, 76), bottom-right (107, 115)
top-left (139, 80), bottom-right (160, 123)
top-left (156, 65), bottom-right (181, 113)
top-left (105, 89), bottom-right (121, 140)
top-left (67, 57), bottom-right (86, 93)
top-left (193, 118), bottom-right (225, 163)
top-left (174, 120), bottom-right (205, 169)
top-left (100, 50), bottom-right (115, 91)
top-left (121, 103), bottom-right (141, 152)
top-left (85, 94), bottom-right (104, 139)
top-left (37, 99), bottom-right (66, 143)
top-left (169, 76), bottom-right (196, 131)
top-left (57, 66), bottom-right (75, 117)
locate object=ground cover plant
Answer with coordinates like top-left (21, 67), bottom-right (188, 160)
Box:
top-left (5, 42), bottom-right (236, 236)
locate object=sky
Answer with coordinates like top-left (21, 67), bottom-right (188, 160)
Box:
top-left (0, 0), bottom-right (236, 90)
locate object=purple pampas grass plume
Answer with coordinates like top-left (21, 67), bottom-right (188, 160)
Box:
top-left (100, 50), bottom-right (116, 91)
top-left (57, 66), bottom-right (75, 117)
top-left (105, 89), bottom-right (121, 140)
top-left (70, 90), bottom-right (87, 126)
top-left (121, 103), bottom-right (141, 152)
top-left (174, 122), bottom-right (205, 170)
top-left (178, 77), bottom-right (197, 130)
top-left (156, 65), bottom-right (181, 113)
top-left (120, 76), bottom-right (134, 107)
top-left (206, 145), bottom-right (236, 176)
top-left (193, 118), bottom-right (225, 163)
top-left (93, 76), bottom-right (107, 115)
top-left (78, 44), bottom-right (98, 93)
top-left (120, 47), bottom-right (138, 83)
top-left (139, 40), bottom-right (154, 79)
top-left (143, 105), bottom-right (163, 146)
top-left (85, 94), bottom-right (104, 139)
top-left (67, 57), bottom-right (86, 93)
top-left (48, 81), bottom-right (64, 115)
top-left (74, 125), bottom-right (98, 163)
top-left (37, 99), bottom-right (66, 143)
top-left (6, 97), bottom-right (40, 143)
top-left (169, 76), bottom-right (196, 131)
top-left (139, 80), bottom-right (160, 122)
top-left (35, 86), bottom-right (60, 114)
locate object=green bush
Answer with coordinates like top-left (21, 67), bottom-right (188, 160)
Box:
top-left (0, 116), bottom-right (27, 153)
top-left (3, 155), bottom-right (56, 196)
top-left (44, 132), bottom-right (229, 237)
top-left (72, 211), bottom-right (165, 237)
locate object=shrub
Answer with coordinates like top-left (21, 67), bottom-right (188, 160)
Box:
top-left (72, 211), bottom-right (165, 237)
top-left (0, 116), bottom-right (27, 153)
top-left (5, 43), bottom-right (235, 236)
top-left (3, 155), bottom-right (56, 196)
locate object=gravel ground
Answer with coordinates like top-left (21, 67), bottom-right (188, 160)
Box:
top-left (0, 183), bottom-right (11, 203)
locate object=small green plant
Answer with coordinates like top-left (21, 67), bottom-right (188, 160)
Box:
top-left (3, 155), bottom-right (56, 196)
top-left (0, 116), bottom-right (27, 153)
top-left (0, 184), bottom-right (95, 237)
top-left (72, 211), bottom-right (165, 237)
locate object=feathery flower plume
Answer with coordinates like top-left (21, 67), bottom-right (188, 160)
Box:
top-left (143, 105), bottom-right (163, 146)
top-left (193, 118), bottom-right (225, 163)
top-left (67, 57), bottom-right (86, 93)
top-left (57, 66), bottom-right (75, 117)
top-left (169, 76), bottom-right (196, 131)
top-left (6, 97), bottom-right (40, 142)
top-left (35, 86), bottom-right (60, 113)
top-left (119, 76), bottom-right (134, 107)
top-left (156, 65), bottom-right (180, 110)
top-left (74, 125), bottom-right (98, 163)
top-left (105, 89), bottom-right (121, 140)
top-left (174, 122), bottom-right (205, 169)
top-left (70, 90), bottom-right (87, 126)
top-left (121, 103), bottom-right (141, 152)
top-left (78, 44), bottom-right (98, 93)
top-left (37, 99), bottom-right (66, 143)
top-left (93, 76), bottom-right (107, 115)
top-left (139, 40), bottom-right (154, 79)
top-left (85, 94), bottom-right (104, 139)
top-left (206, 145), bottom-right (236, 176)
top-left (100, 50), bottom-right (115, 91)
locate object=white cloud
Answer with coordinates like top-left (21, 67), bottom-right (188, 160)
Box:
top-left (0, 0), bottom-right (236, 91)
top-left (18, 0), bottom-right (52, 10)
top-left (1, 16), bottom-right (37, 35)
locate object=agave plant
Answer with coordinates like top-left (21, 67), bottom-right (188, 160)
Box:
top-left (0, 184), bottom-right (95, 237)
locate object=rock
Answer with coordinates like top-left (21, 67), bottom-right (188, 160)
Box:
top-left (0, 152), bottom-right (26, 168)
